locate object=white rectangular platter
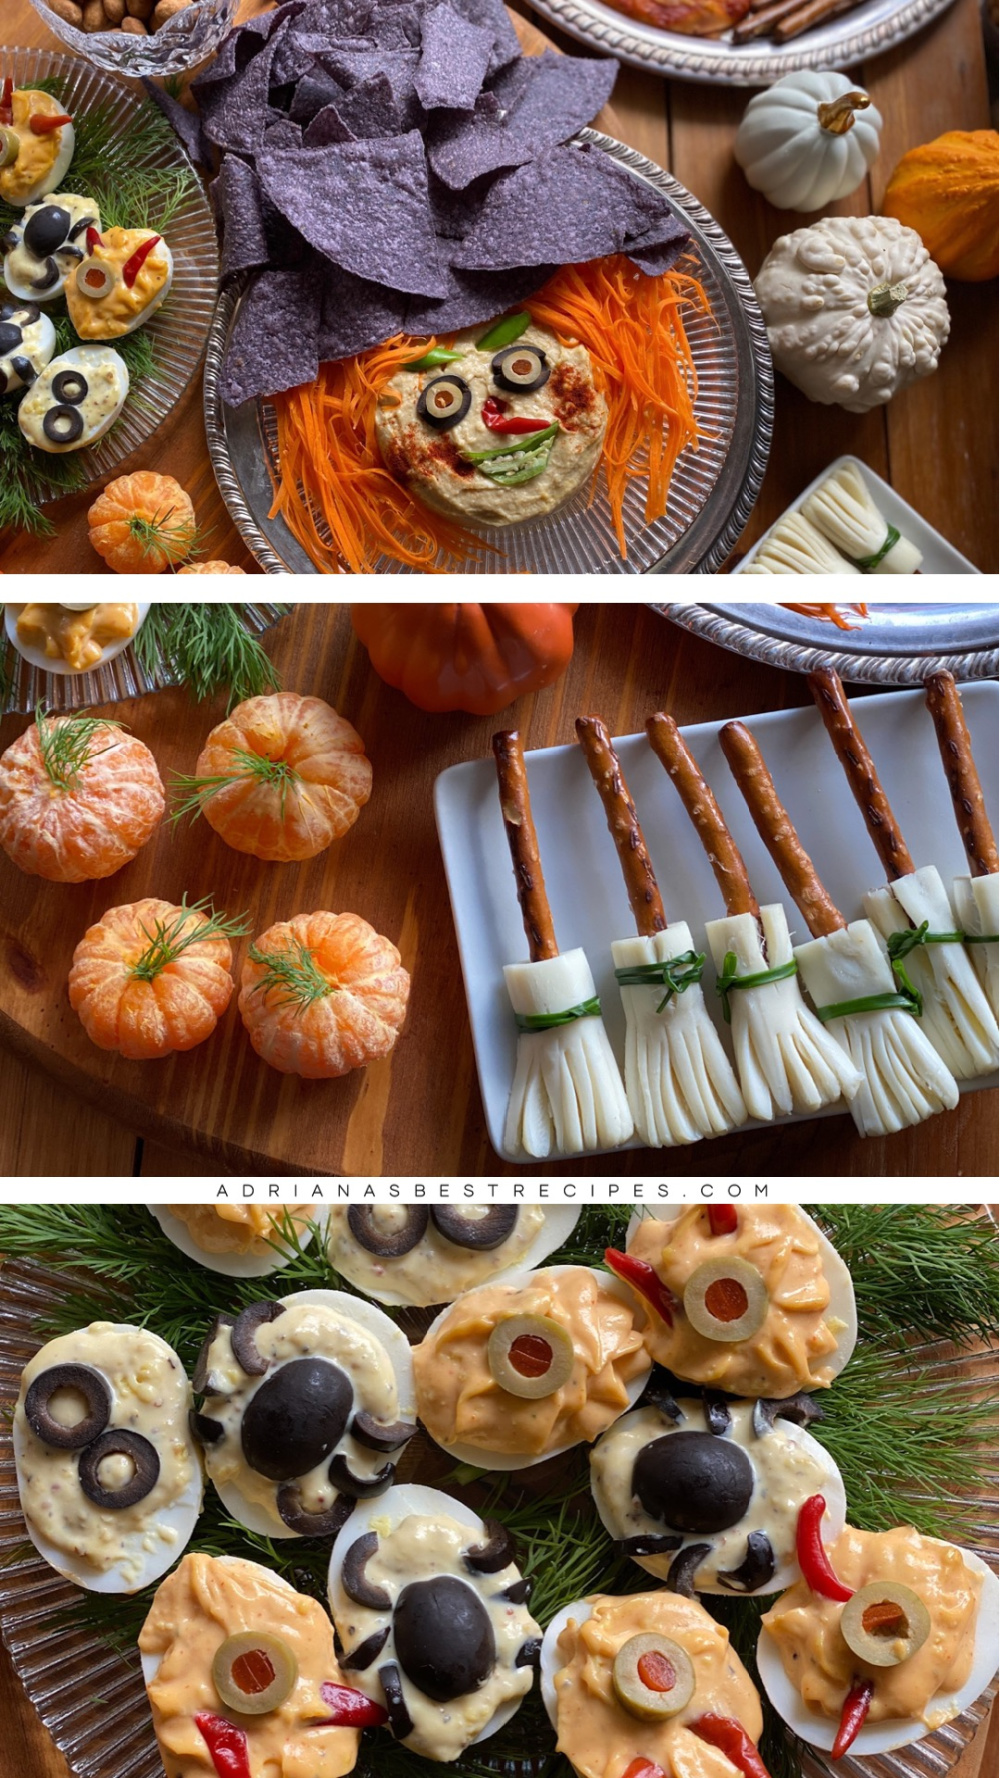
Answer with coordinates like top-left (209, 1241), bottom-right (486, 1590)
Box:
top-left (434, 682), bottom-right (999, 1162)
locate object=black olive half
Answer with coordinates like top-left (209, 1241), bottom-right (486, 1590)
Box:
top-left (328, 1452), bottom-right (393, 1498)
top-left (24, 1363), bottom-right (112, 1450)
top-left (23, 204), bottom-right (70, 257)
top-left (11, 356), bottom-right (37, 387)
top-left (704, 1393), bottom-right (731, 1436)
top-left (430, 1207), bottom-right (518, 1251)
top-left (616, 1533), bottom-right (683, 1558)
top-left (347, 1206), bottom-right (428, 1258)
top-left (379, 1662), bottom-right (414, 1741)
top-left (42, 404), bottom-right (84, 445)
top-left (394, 1575), bottom-right (496, 1702)
top-left (341, 1531), bottom-right (392, 1610)
top-left (464, 1519), bottom-right (516, 1574)
top-left (350, 1410), bottom-right (416, 1453)
top-left (78, 1428), bottom-right (160, 1510)
top-left (189, 1407), bottom-right (224, 1446)
top-left (665, 1542), bottom-right (712, 1598)
top-left (30, 257), bottom-right (60, 293)
top-left (192, 1312), bottom-right (235, 1394)
top-left (491, 345), bottom-right (549, 394)
top-left (277, 1484), bottom-right (354, 1539)
top-left (231, 1300), bottom-right (286, 1376)
top-left (51, 369), bottom-right (89, 406)
top-left (752, 1392), bottom-right (823, 1437)
top-left (632, 1431), bottom-right (753, 1535)
top-left (717, 1530), bottom-right (776, 1593)
top-left (342, 1625), bottom-right (390, 1671)
top-left (416, 374), bottom-right (471, 431)
top-left (515, 1637), bottom-right (542, 1668)
top-left (241, 1357), bottom-right (353, 1481)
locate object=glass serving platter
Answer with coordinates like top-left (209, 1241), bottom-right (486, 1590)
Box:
top-left (0, 1250), bottom-right (995, 1778)
top-left (203, 132), bottom-right (773, 577)
top-left (656, 604), bottom-right (1000, 687)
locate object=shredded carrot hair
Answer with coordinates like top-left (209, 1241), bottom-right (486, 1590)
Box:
top-left (270, 254), bottom-right (710, 573)
top-left (780, 604), bottom-right (870, 630)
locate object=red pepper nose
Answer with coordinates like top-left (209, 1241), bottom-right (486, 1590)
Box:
top-left (481, 395), bottom-right (550, 435)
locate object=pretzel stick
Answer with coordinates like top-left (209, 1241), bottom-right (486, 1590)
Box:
top-left (807, 668), bottom-right (916, 882)
top-left (576, 716), bottom-right (667, 938)
top-left (492, 731), bottom-right (559, 963)
top-left (924, 672), bottom-right (999, 878)
top-left (646, 712), bottom-right (761, 920)
top-left (772, 0), bottom-right (859, 38)
top-left (733, 0), bottom-right (807, 38)
top-left (720, 722), bottom-right (846, 939)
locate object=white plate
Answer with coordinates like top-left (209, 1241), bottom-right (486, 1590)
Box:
top-left (433, 684), bottom-right (999, 1162)
top-left (732, 457), bottom-right (981, 576)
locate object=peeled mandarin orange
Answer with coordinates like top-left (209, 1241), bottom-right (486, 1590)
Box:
top-left (69, 898), bottom-right (241, 1060)
top-left (238, 911), bottom-right (410, 1078)
top-left (187, 693), bottom-right (372, 863)
top-left (0, 712), bottom-right (164, 882)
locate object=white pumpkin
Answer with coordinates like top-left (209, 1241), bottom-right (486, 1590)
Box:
top-left (754, 215), bottom-right (950, 413)
top-left (735, 72), bottom-right (883, 213)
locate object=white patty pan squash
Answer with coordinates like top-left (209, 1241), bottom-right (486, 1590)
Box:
top-left (754, 215), bottom-right (950, 413)
top-left (734, 72), bottom-right (883, 212)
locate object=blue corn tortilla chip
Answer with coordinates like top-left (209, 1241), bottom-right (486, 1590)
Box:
top-left (202, 33), bottom-right (281, 154)
top-left (325, 70), bottom-right (404, 137)
top-left (415, 3), bottom-right (493, 110)
top-left (449, 0), bottom-right (521, 75)
top-left (318, 265), bottom-right (408, 360)
top-left (451, 143), bottom-right (689, 270)
top-left (427, 49), bottom-right (616, 189)
top-left (193, 0), bottom-right (311, 93)
top-left (404, 262), bottom-right (557, 337)
top-left (289, 72), bottom-right (349, 122)
top-left (221, 264), bottom-right (322, 406)
top-left (259, 132), bottom-right (450, 298)
top-left (214, 157), bottom-right (271, 280)
top-left (303, 103), bottom-right (357, 146)
top-left (142, 79), bottom-right (212, 172)
top-left (318, 48), bottom-right (423, 129)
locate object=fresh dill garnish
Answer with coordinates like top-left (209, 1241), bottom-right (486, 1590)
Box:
top-left (814, 1203), bottom-right (999, 1347)
top-left (171, 749), bottom-right (299, 825)
top-left (135, 605), bottom-right (284, 711)
top-left (129, 896), bottom-right (251, 983)
top-left (34, 704), bottom-right (122, 791)
top-left (244, 939), bottom-right (332, 1011)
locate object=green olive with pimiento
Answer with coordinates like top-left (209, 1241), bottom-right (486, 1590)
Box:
top-left (611, 1633), bottom-right (696, 1721)
top-left (683, 1257), bottom-right (769, 1343)
top-left (840, 1582), bottom-right (931, 1668)
top-left (487, 1313), bottom-right (575, 1400)
top-left (213, 1632), bottom-right (298, 1715)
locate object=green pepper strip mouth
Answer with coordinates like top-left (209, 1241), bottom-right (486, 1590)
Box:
top-left (464, 421), bottom-right (560, 464)
top-left (462, 422), bottom-right (559, 487)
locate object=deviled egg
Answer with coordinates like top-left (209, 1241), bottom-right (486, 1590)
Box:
top-left (150, 1203), bottom-right (321, 1279)
top-left (190, 1289), bottom-right (416, 1538)
top-left (5, 600), bottom-right (148, 675)
top-left (0, 90), bottom-right (75, 208)
top-left (17, 343), bottom-right (128, 452)
top-left (13, 1320), bottom-right (202, 1593)
top-left (0, 298), bottom-right (55, 394)
top-left (413, 1265), bottom-right (650, 1471)
top-left (591, 1389), bottom-right (846, 1596)
top-left (2, 193), bottom-right (99, 302)
top-left (327, 1204), bottom-right (580, 1307)
top-left (328, 1483), bottom-right (540, 1762)
top-left (66, 225), bottom-right (173, 339)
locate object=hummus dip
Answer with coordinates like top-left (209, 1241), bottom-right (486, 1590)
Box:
top-left (376, 322), bottom-right (607, 526)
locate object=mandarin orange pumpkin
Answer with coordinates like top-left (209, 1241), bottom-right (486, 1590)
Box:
top-left (88, 471), bottom-right (197, 573)
top-left (0, 709), bottom-right (164, 882)
top-left (882, 131), bottom-right (999, 281)
top-left (177, 563), bottom-right (247, 574)
top-left (350, 603), bottom-right (578, 715)
top-left (180, 693), bottom-right (372, 863)
top-left (238, 911), bottom-right (410, 1078)
top-left (69, 897), bottom-right (247, 1059)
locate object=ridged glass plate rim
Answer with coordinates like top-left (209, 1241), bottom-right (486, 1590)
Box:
top-left (654, 603), bottom-right (1000, 686)
top-left (0, 603), bottom-right (290, 715)
top-left (202, 130), bottom-right (773, 577)
top-left (4, 46), bottom-right (219, 503)
top-left (0, 1249), bottom-right (996, 1778)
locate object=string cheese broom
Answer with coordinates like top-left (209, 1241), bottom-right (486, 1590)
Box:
top-left (809, 668), bottom-right (1000, 1079)
top-left (720, 721), bottom-right (958, 1136)
top-left (924, 670), bottom-right (999, 1019)
top-left (575, 715), bottom-right (746, 1147)
top-left (645, 713), bottom-right (862, 1122)
top-left (742, 511), bottom-right (863, 575)
top-left (493, 730), bottom-right (633, 1160)
top-left (801, 462), bottom-right (923, 573)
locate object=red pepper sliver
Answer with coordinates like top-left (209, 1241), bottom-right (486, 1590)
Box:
top-left (622, 1760), bottom-right (667, 1778)
top-left (194, 1713), bottom-right (252, 1778)
top-left (123, 233), bottom-right (161, 288)
top-left (86, 225), bottom-right (104, 253)
top-left (708, 1205), bottom-right (738, 1236)
top-left (831, 1678), bottom-right (874, 1759)
top-left (481, 395), bottom-right (550, 434)
top-left (605, 1247), bottom-right (677, 1327)
top-left (796, 1496), bottom-right (853, 1602)
top-left (1, 79), bottom-right (13, 126)
top-left (29, 113), bottom-right (72, 135)
top-left (690, 1714), bottom-right (772, 1778)
top-left (319, 1680), bottom-right (388, 1727)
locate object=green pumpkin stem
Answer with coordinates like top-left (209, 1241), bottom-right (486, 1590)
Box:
top-left (867, 280), bottom-right (909, 318)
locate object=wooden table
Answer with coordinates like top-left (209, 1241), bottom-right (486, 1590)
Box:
top-left (0, 0), bottom-right (996, 572)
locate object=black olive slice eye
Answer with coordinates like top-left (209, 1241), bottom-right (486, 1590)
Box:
top-left (379, 1662), bottom-right (414, 1741)
top-left (491, 345), bottom-right (550, 394)
top-left (42, 404), bottom-right (85, 445)
top-left (350, 1409), bottom-right (416, 1453)
top-left (464, 1518), bottom-right (516, 1574)
top-left (51, 369), bottom-right (89, 405)
top-left (347, 1205), bottom-right (428, 1258)
top-left (276, 1484), bottom-right (354, 1539)
top-left (24, 1363), bottom-right (112, 1450)
top-left (328, 1451), bottom-right (393, 1499)
top-left (231, 1300), bottom-right (285, 1375)
top-left (78, 1428), bottom-right (160, 1510)
top-left (416, 374), bottom-right (471, 431)
top-left (341, 1532), bottom-right (392, 1610)
top-left (430, 1206), bottom-right (518, 1250)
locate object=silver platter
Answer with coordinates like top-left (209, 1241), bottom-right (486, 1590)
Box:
top-left (655, 602), bottom-right (1000, 685)
top-left (203, 132), bottom-right (773, 576)
top-left (522, 0), bottom-right (957, 84)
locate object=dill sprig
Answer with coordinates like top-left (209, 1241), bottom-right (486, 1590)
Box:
top-left (129, 895), bottom-right (251, 983)
top-left (171, 749), bottom-right (299, 825)
top-left (245, 939), bottom-right (332, 1012)
top-left (34, 704), bottom-right (122, 791)
top-left (815, 1203), bottom-right (999, 1347)
top-left (135, 605), bottom-right (283, 711)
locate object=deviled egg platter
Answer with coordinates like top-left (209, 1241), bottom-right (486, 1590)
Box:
top-left (412, 1264), bottom-right (651, 1471)
top-left (328, 1483), bottom-right (540, 1762)
top-left (150, 1203), bottom-right (323, 1279)
top-left (13, 1321), bottom-right (202, 1593)
top-left (326, 1203), bottom-right (581, 1307)
top-left (190, 1289), bottom-right (416, 1538)
top-left (757, 1523), bottom-right (999, 1758)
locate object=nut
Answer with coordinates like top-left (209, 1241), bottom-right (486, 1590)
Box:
top-left (120, 12), bottom-right (148, 28)
top-left (46, 0), bottom-right (84, 24)
top-left (151, 0), bottom-right (190, 22)
top-left (103, 0), bottom-right (127, 20)
top-left (81, 0), bottom-right (109, 29)
top-left (126, 0), bottom-right (154, 16)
